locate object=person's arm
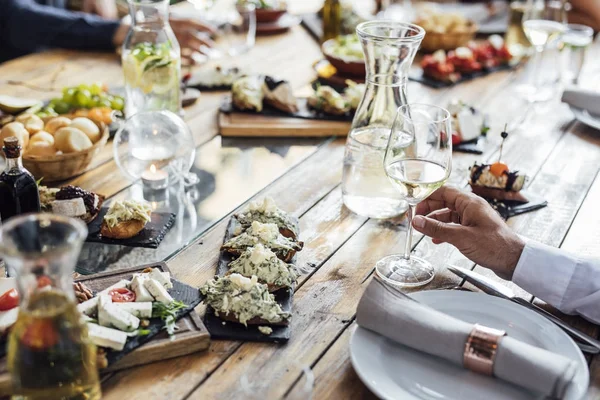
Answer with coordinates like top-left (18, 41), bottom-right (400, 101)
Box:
top-left (1, 0), bottom-right (121, 54)
top-left (513, 240), bottom-right (600, 324)
top-left (568, 0), bottom-right (600, 31)
top-left (412, 186), bottom-right (600, 324)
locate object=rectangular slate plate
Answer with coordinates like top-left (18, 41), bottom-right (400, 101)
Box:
top-left (202, 217), bottom-right (296, 343)
top-left (86, 208), bottom-right (176, 249)
top-left (75, 263), bottom-right (203, 367)
top-left (454, 136), bottom-right (485, 155)
top-left (485, 190), bottom-right (548, 219)
top-left (220, 95), bottom-right (354, 122)
top-left (409, 64), bottom-right (513, 89)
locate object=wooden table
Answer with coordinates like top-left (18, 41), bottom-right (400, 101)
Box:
top-left (1, 2), bottom-right (600, 398)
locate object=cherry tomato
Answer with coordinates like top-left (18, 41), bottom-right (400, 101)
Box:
top-left (21, 319), bottom-right (59, 350)
top-left (109, 288), bottom-right (136, 303)
top-left (451, 132), bottom-right (461, 146)
top-left (0, 289), bottom-right (19, 311)
top-left (37, 276), bottom-right (52, 289)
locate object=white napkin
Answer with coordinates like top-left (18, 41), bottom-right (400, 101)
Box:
top-left (356, 279), bottom-right (579, 398)
top-left (562, 87), bottom-right (600, 115)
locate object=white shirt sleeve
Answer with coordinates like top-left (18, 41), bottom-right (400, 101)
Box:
top-left (513, 240), bottom-right (600, 324)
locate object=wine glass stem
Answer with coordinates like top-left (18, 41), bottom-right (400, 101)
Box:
top-left (531, 45), bottom-right (545, 91)
top-left (403, 204), bottom-right (416, 260)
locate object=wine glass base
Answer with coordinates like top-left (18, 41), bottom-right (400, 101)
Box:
top-left (375, 255), bottom-right (435, 288)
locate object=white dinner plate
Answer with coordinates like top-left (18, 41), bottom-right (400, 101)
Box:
top-left (350, 290), bottom-right (589, 400)
top-left (571, 106), bottom-right (600, 131)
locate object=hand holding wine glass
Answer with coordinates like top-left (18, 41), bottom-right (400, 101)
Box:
top-left (376, 104), bottom-right (452, 288)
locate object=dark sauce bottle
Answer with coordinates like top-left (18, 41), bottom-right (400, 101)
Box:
top-left (0, 136), bottom-right (41, 223)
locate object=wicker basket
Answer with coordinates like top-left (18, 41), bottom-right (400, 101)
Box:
top-left (23, 121), bottom-right (109, 182)
top-left (420, 22), bottom-right (479, 52)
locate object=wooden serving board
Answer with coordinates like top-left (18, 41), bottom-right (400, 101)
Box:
top-left (219, 112), bottom-right (351, 137)
top-left (0, 263), bottom-right (210, 396)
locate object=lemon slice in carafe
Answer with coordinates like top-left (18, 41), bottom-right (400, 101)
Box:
top-left (139, 57), bottom-right (177, 95)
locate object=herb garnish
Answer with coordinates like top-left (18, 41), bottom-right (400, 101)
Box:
top-left (152, 301), bottom-right (186, 338)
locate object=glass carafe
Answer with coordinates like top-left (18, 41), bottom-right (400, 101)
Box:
top-left (0, 214), bottom-right (100, 400)
top-left (122, 0), bottom-right (182, 116)
top-left (342, 21), bottom-right (424, 218)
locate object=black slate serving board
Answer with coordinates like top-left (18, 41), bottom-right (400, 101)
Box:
top-left (220, 95), bottom-right (354, 122)
top-left (454, 136), bottom-right (486, 155)
top-left (86, 208), bottom-right (176, 249)
top-left (409, 64), bottom-right (514, 88)
top-left (484, 190), bottom-right (548, 219)
top-left (202, 217), bottom-right (297, 343)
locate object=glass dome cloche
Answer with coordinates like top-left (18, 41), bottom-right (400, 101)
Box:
top-left (113, 110), bottom-right (197, 186)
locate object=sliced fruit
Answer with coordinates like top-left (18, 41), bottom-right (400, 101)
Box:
top-left (0, 96), bottom-right (43, 114)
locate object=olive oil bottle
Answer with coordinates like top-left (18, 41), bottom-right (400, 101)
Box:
top-left (0, 214), bottom-right (100, 400)
top-left (322, 0), bottom-right (341, 42)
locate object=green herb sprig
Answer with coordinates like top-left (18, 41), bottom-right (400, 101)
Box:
top-left (152, 301), bottom-right (186, 338)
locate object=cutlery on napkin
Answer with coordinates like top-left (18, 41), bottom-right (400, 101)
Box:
top-left (356, 278), bottom-right (579, 398)
top-left (561, 88), bottom-right (600, 116)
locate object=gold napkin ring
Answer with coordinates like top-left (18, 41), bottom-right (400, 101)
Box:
top-left (463, 324), bottom-right (506, 376)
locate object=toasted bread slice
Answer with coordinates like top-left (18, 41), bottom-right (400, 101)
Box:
top-left (214, 309), bottom-right (289, 326)
top-left (82, 194), bottom-right (105, 224)
top-left (100, 219), bottom-right (147, 239)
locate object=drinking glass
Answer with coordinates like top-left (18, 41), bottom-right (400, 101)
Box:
top-left (200, 1), bottom-right (256, 59)
top-left (560, 24), bottom-right (594, 85)
top-left (519, 0), bottom-right (567, 102)
top-left (376, 104), bottom-right (452, 287)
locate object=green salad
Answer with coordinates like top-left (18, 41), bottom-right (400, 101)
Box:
top-left (327, 34), bottom-right (364, 61)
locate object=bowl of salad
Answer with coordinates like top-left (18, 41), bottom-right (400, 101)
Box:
top-left (242, 0), bottom-right (287, 23)
top-left (322, 34), bottom-right (365, 77)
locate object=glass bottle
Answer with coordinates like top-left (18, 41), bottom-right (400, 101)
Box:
top-left (322, 0), bottom-right (341, 42)
top-left (0, 214), bottom-right (100, 400)
top-left (0, 137), bottom-right (41, 223)
top-left (122, 0), bottom-right (182, 116)
top-left (342, 21), bottom-right (424, 219)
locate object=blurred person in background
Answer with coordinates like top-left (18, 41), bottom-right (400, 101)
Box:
top-left (569, 0), bottom-right (600, 31)
top-left (0, 0), bottom-right (215, 64)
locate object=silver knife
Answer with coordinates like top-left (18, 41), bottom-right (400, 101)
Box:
top-left (448, 265), bottom-right (600, 354)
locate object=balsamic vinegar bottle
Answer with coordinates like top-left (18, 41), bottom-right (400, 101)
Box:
top-left (0, 137), bottom-right (41, 222)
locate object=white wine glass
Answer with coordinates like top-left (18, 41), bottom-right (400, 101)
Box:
top-left (520, 0), bottom-right (567, 101)
top-left (376, 104), bottom-right (452, 287)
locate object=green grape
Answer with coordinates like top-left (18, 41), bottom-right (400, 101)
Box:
top-left (111, 97), bottom-right (125, 111)
top-left (99, 99), bottom-right (112, 108)
top-left (53, 101), bottom-right (71, 114)
top-left (48, 98), bottom-right (60, 108)
top-left (90, 83), bottom-right (103, 95)
top-left (36, 111), bottom-right (48, 118)
top-left (75, 89), bottom-right (92, 107)
top-left (63, 88), bottom-right (76, 104)
top-left (91, 95), bottom-right (101, 107)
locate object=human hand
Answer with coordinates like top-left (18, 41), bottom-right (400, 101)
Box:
top-left (82, 0), bottom-right (118, 19)
top-left (169, 17), bottom-right (217, 65)
top-left (412, 186), bottom-right (525, 280)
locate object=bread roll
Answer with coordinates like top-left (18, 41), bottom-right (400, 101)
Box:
top-left (54, 127), bottom-right (93, 153)
top-left (44, 117), bottom-right (71, 135)
top-left (69, 117), bottom-right (101, 143)
top-left (25, 141), bottom-right (57, 157)
top-left (0, 122), bottom-right (29, 149)
top-left (20, 115), bottom-right (44, 135)
top-left (29, 131), bottom-right (55, 147)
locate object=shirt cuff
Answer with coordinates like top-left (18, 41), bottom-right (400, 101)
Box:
top-left (512, 240), bottom-right (578, 308)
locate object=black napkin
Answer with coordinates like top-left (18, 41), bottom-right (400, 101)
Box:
top-left (86, 208), bottom-right (176, 249)
top-left (486, 191), bottom-right (548, 219)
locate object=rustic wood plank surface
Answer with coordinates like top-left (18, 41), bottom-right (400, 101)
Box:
top-left (1, 1), bottom-right (599, 399)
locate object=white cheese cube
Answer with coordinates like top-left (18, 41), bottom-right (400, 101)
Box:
top-left (144, 279), bottom-right (174, 305)
top-left (97, 294), bottom-right (112, 328)
top-left (131, 275), bottom-right (154, 302)
top-left (113, 302), bottom-right (153, 319)
top-left (102, 303), bottom-right (140, 332)
top-left (457, 109), bottom-right (482, 142)
top-left (77, 297), bottom-right (99, 317)
top-left (51, 198), bottom-right (86, 217)
top-left (87, 323), bottom-right (128, 351)
top-left (148, 269), bottom-right (173, 289)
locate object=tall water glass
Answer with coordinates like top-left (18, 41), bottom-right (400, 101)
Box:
top-left (342, 21), bottom-right (424, 219)
top-left (376, 104), bottom-right (452, 288)
top-left (560, 24), bottom-right (594, 85)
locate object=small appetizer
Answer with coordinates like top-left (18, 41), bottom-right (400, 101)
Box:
top-left (187, 66), bottom-right (244, 90)
top-left (235, 197), bottom-right (298, 239)
top-left (307, 85), bottom-right (350, 116)
top-left (446, 47), bottom-right (482, 74)
top-left (447, 100), bottom-right (488, 145)
top-left (100, 200), bottom-right (152, 239)
top-left (54, 185), bottom-right (104, 223)
top-left (421, 50), bottom-right (460, 83)
top-left (469, 128), bottom-right (527, 202)
top-left (227, 244), bottom-right (300, 291)
top-left (470, 35), bottom-right (513, 69)
top-left (263, 76), bottom-right (298, 113)
top-left (325, 34), bottom-right (364, 62)
top-left (221, 221), bottom-right (303, 262)
top-left (200, 273), bottom-right (290, 326)
top-left (344, 80), bottom-right (366, 111)
top-left (232, 76), bottom-right (264, 112)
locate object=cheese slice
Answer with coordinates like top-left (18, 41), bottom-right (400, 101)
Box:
top-left (457, 109), bottom-right (483, 142)
top-left (97, 294), bottom-right (112, 327)
top-left (144, 279), bottom-right (174, 305)
top-left (51, 198), bottom-right (86, 217)
top-left (113, 302), bottom-right (153, 319)
top-left (87, 323), bottom-right (128, 351)
top-left (77, 279), bottom-right (131, 316)
top-left (131, 275), bottom-right (154, 302)
top-left (148, 269), bottom-right (173, 290)
top-left (101, 303), bottom-right (140, 332)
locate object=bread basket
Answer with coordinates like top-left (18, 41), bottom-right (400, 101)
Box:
top-left (23, 119), bottom-right (109, 182)
top-left (420, 21), bottom-right (479, 52)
